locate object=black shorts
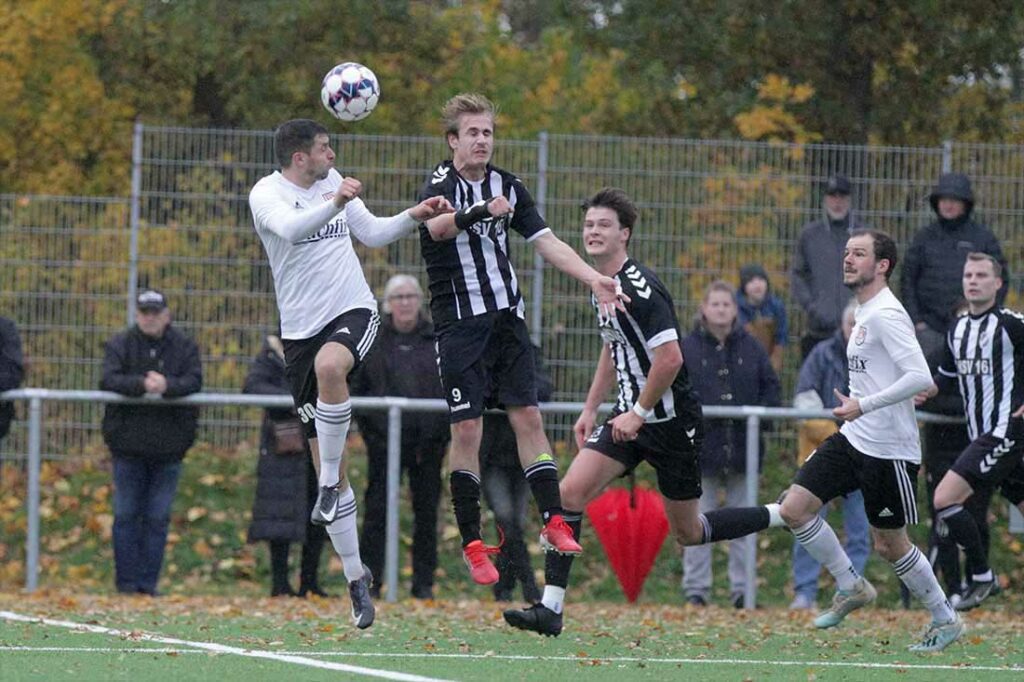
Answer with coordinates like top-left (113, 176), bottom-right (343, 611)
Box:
top-left (951, 426), bottom-right (1024, 506)
top-left (794, 432), bottom-right (919, 529)
top-left (583, 411), bottom-right (704, 501)
top-left (282, 308), bottom-right (380, 439)
top-left (435, 310), bottom-right (537, 423)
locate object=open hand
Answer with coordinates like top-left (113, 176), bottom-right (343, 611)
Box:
top-left (593, 277), bottom-right (630, 323)
top-left (409, 196), bottom-right (454, 221)
top-left (832, 388), bottom-right (863, 421)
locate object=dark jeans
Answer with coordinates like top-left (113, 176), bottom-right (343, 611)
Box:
top-left (111, 456), bottom-right (182, 594)
top-left (360, 439), bottom-right (445, 594)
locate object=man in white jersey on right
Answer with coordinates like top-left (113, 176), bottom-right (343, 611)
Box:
top-left (249, 119), bottom-right (452, 629)
top-left (779, 229), bottom-right (965, 652)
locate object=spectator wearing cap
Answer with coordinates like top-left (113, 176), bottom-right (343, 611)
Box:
top-left (901, 172), bottom-right (1008, 358)
top-left (100, 289), bottom-right (202, 596)
top-left (790, 174), bottom-right (868, 360)
top-left (736, 263), bottom-right (788, 373)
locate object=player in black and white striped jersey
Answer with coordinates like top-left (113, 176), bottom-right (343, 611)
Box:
top-left (417, 94), bottom-right (628, 587)
top-left (504, 188), bottom-right (784, 637)
top-left (920, 252), bottom-right (1024, 611)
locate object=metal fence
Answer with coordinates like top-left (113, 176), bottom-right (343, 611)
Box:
top-left (15, 388), bottom-right (1018, 607)
top-left (2, 127), bottom-right (1024, 457)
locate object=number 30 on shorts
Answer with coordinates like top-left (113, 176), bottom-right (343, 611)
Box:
top-left (297, 402), bottom-right (316, 423)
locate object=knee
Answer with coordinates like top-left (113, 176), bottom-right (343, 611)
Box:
top-left (509, 406), bottom-right (543, 432)
top-left (870, 532), bottom-right (907, 562)
top-left (780, 500), bottom-right (812, 529)
top-left (450, 420), bottom-right (481, 449)
top-left (559, 480), bottom-right (585, 513)
top-left (314, 353), bottom-right (349, 387)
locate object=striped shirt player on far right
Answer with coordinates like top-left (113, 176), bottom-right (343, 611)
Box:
top-left (921, 252), bottom-right (1024, 612)
top-left (778, 229), bottom-right (965, 653)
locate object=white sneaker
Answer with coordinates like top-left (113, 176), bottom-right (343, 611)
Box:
top-left (813, 578), bottom-right (877, 628)
top-left (908, 613), bottom-right (965, 652)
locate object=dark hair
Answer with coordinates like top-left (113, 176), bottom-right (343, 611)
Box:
top-left (274, 119), bottom-right (328, 168)
top-left (849, 228), bottom-right (898, 280)
top-left (582, 187), bottom-right (638, 243)
top-left (966, 251), bottom-right (1003, 279)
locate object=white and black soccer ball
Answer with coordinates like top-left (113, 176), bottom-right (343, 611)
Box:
top-left (320, 62), bottom-right (380, 122)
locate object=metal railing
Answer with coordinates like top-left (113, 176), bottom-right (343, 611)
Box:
top-left (4, 388), bottom-right (1017, 609)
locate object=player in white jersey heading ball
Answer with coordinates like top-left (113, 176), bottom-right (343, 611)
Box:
top-left (779, 229), bottom-right (965, 652)
top-left (249, 119), bottom-right (453, 628)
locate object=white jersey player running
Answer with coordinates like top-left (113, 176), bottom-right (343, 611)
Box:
top-left (249, 119), bottom-right (452, 629)
top-left (779, 230), bottom-right (964, 652)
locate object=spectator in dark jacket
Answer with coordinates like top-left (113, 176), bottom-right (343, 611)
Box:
top-left (100, 289), bottom-right (202, 596)
top-left (901, 172), bottom-right (1007, 359)
top-left (0, 316), bottom-right (25, 442)
top-left (788, 300), bottom-right (869, 610)
top-left (791, 174), bottom-right (868, 360)
top-left (350, 275), bottom-right (449, 600)
top-left (681, 281), bottom-right (781, 607)
top-left (481, 344), bottom-right (551, 604)
top-left (244, 333), bottom-right (328, 598)
top-left (736, 263), bottom-right (788, 373)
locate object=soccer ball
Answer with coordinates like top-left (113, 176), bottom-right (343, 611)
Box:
top-left (320, 62), bottom-right (380, 122)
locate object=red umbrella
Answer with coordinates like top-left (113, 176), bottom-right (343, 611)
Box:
top-left (585, 482), bottom-right (669, 603)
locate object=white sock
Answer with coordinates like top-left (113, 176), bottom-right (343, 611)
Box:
top-left (315, 399), bottom-right (351, 488)
top-left (541, 586), bottom-right (565, 614)
top-left (972, 569), bottom-right (993, 583)
top-left (893, 545), bottom-right (956, 624)
top-left (793, 516), bottom-right (860, 591)
top-left (326, 487), bottom-right (365, 582)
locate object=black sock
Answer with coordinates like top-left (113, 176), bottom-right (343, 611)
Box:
top-left (700, 506), bottom-right (769, 543)
top-left (524, 455), bottom-right (562, 522)
top-left (937, 504), bottom-right (989, 577)
top-left (543, 510), bottom-right (582, 588)
top-left (450, 470), bottom-right (482, 546)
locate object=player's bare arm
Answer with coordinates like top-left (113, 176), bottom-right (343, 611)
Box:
top-left (609, 340), bottom-right (683, 442)
top-left (424, 194), bottom-right (509, 241)
top-left (332, 176), bottom-right (362, 208)
top-left (532, 232), bottom-right (629, 318)
top-left (574, 344), bottom-right (616, 450)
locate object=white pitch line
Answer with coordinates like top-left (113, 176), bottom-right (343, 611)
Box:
top-left (0, 611), bottom-right (449, 682)
top-left (0, 643), bottom-right (1021, 674)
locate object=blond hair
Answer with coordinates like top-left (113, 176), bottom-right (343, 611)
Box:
top-left (441, 93), bottom-right (497, 138)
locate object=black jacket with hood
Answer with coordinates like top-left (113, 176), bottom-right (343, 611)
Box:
top-left (901, 173), bottom-right (1008, 332)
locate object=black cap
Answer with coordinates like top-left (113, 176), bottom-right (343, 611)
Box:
top-left (824, 174), bottom-right (851, 196)
top-left (136, 289), bottom-right (167, 311)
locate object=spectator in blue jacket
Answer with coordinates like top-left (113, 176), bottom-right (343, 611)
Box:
top-left (789, 300), bottom-right (869, 610)
top-left (736, 263), bottom-right (788, 373)
top-left (681, 281), bottom-right (781, 608)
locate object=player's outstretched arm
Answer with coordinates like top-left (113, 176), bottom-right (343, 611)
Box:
top-left (424, 195), bottom-right (511, 241)
top-left (532, 232), bottom-right (629, 319)
top-left (575, 345), bottom-right (616, 450)
top-left (347, 196), bottom-right (452, 248)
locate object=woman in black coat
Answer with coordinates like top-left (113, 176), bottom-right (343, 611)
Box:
top-left (244, 334), bottom-right (327, 597)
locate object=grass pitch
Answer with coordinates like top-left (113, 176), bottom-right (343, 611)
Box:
top-left (1, 592), bottom-right (1021, 681)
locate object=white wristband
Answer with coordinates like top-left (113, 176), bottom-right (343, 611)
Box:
top-left (631, 402), bottom-right (654, 421)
